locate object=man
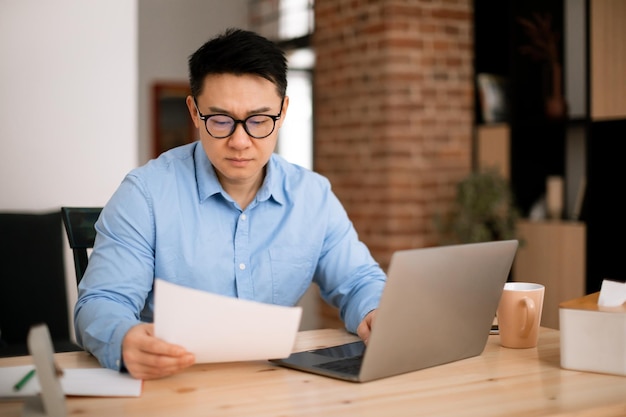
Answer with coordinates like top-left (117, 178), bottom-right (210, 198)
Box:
top-left (74, 28), bottom-right (386, 380)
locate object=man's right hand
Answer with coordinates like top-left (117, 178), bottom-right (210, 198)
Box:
top-left (122, 323), bottom-right (195, 380)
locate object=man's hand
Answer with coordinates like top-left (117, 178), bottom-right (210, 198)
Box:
top-left (122, 323), bottom-right (195, 380)
top-left (356, 310), bottom-right (377, 345)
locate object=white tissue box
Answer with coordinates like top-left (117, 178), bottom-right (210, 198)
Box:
top-left (559, 292), bottom-right (626, 376)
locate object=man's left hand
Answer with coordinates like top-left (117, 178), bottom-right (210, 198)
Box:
top-left (356, 310), bottom-right (377, 344)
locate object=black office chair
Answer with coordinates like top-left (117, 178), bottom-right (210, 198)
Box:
top-left (61, 207), bottom-right (102, 286)
top-left (0, 211), bottom-right (82, 357)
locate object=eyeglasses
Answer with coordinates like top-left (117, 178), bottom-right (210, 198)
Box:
top-left (193, 98), bottom-right (284, 139)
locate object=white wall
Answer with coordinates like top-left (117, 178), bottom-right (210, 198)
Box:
top-left (0, 0), bottom-right (138, 210)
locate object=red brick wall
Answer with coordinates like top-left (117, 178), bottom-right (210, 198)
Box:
top-left (314, 0), bottom-right (474, 270)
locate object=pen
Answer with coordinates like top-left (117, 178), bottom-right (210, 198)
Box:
top-left (13, 368), bottom-right (36, 392)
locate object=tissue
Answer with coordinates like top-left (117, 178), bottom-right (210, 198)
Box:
top-left (598, 279), bottom-right (626, 307)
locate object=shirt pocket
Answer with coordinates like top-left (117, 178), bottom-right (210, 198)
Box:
top-left (269, 245), bottom-right (318, 305)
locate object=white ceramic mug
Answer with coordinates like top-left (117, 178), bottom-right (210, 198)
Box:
top-left (497, 282), bottom-right (545, 348)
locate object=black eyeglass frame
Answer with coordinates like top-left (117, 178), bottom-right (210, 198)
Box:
top-left (193, 98), bottom-right (284, 139)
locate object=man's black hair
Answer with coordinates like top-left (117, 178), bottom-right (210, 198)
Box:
top-left (188, 28), bottom-right (288, 99)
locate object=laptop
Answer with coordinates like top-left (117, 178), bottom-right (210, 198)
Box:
top-left (270, 239), bottom-right (519, 382)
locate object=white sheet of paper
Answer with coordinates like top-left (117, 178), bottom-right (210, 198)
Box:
top-left (598, 279), bottom-right (626, 307)
top-left (0, 365), bottom-right (142, 399)
top-left (153, 279), bottom-right (302, 363)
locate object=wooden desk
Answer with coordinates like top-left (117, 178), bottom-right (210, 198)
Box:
top-left (1, 328), bottom-right (625, 417)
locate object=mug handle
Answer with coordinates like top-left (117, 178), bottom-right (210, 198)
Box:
top-left (520, 296), bottom-right (536, 338)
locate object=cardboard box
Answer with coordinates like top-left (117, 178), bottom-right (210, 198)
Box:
top-left (559, 292), bottom-right (626, 376)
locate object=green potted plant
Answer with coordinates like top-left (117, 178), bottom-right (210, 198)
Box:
top-left (436, 169), bottom-right (520, 244)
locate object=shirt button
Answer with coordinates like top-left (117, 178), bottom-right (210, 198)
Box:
top-left (115, 359), bottom-right (120, 367)
top-left (241, 214), bottom-right (247, 221)
top-left (239, 263), bottom-right (246, 270)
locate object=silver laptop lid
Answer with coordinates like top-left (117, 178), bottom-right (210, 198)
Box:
top-left (358, 239), bottom-right (518, 381)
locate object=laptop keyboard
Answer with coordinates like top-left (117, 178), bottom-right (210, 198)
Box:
top-left (309, 341), bottom-right (365, 358)
top-left (314, 355), bottom-right (363, 375)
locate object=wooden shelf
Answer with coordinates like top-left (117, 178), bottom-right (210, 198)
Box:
top-left (512, 219), bottom-right (586, 329)
top-left (475, 124), bottom-right (510, 180)
top-left (590, 0), bottom-right (626, 120)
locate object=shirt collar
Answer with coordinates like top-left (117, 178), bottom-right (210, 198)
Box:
top-left (259, 156), bottom-right (285, 205)
top-left (194, 143), bottom-right (285, 205)
top-left (195, 143), bottom-right (221, 201)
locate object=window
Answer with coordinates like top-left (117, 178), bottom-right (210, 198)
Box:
top-left (250, 0), bottom-right (314, 170)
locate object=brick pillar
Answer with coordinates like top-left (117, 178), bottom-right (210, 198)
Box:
top-left (314, 0), bottom-right (474, 270)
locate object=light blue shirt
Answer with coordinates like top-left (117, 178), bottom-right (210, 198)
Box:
top-left (74, 142), bottom-right (386, 371)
